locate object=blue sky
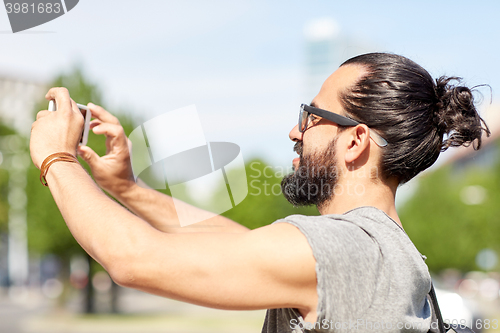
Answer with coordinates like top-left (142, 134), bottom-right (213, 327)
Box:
top-left (1, 0), bottom-right (499, 171)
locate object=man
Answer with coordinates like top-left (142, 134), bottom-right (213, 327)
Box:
top-left (30, 53), bottom-right (488, 332)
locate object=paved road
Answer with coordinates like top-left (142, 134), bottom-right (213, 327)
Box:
top-left (0, 287), bottom-right (266, 333)
top-left (0, 297), bottom-right (25, 333)
top-left (3, 286), bottom-right (500, 333)
top-left (0, 289), bottom-right (52, 333)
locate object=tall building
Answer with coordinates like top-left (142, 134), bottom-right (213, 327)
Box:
top-left (0, 75), bottom-right (46, 135)
top-left (0, 74), bottom-right (46, 289)
top-left (303, 18), bottom-right (376, 100)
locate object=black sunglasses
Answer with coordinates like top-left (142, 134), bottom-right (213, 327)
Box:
top-left (299, 104), bottom-right (388, 147)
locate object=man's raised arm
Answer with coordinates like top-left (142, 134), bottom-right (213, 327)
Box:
top-left (29, 88), bottom-right (317, 321)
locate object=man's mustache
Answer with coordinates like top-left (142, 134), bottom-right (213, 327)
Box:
top-left (294, 141), bottom-right (303, 157)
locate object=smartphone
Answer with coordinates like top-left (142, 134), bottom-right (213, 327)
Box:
top-left (48, 100), bottom-right (92, 146)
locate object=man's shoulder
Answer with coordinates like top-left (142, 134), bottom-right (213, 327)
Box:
top-left (273, 207), bottom-right (386, 263)
top-left (273, 206), bottom-right (423, 266)
top-left (274, 206), bottom-right (397, 233)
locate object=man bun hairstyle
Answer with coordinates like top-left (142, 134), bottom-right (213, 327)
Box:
top-left (339, 53), bottom-right (490, 184)
top-left (434, 76), bottom-right (487, 150)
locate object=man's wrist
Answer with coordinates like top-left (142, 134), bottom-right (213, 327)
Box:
top-left (44, 160), bottom-right (87, 188)
top-left (108, 180), bottom-right (140, 203)
top-left (34, 148), bottom-right (78, 170)
top-left (39, 152), bottom-right (79, 186)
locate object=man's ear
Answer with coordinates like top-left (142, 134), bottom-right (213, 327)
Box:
top-left (344, 124), bottom-right (370, 164)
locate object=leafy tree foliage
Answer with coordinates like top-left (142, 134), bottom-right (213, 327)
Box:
top-left (400, 148), bottom-right (500, 273)
top-left (218, 158), bottom-right (319, 229)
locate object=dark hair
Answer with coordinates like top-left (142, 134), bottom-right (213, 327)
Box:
top-left (339, 53), bottom-right (490, 184)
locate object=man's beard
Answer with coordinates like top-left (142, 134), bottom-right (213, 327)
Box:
top-left (281, 137), bottom-right (339, 210)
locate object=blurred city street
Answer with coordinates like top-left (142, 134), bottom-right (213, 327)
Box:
top-left (3, 284), bottom-right (500, 333)
top-left (0, 287), bottom-right (266, 333)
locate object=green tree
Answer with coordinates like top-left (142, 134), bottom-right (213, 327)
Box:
top-left (217, 158), bottom-right (319, 229)
top-left (400, 149), bottom-right (500, 273)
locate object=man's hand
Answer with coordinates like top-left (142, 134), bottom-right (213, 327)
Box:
top-left (77, 103), bottom-right (135, 197)
top-left (77, 104), bottom-right (248, 233)
top-left (30, 88), bottom-right (84, 169)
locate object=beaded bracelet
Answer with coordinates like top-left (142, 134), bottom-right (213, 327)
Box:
top-left (40, 152), bottom-right (79, 187)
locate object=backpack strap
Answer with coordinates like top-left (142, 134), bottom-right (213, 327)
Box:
top-left (428, 283), bottom-right (447, 333)
top-left (428, 282), bottom-right (476, 333)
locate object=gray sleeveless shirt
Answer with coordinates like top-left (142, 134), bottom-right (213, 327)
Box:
top-left (261, 206), bottom-right (432, 333)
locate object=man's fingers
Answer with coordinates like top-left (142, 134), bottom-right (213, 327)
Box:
top-left (77, 145), bottom-right (100, 167)
top-left (92, 123), bottom-right (127, 144)
top-left (45, 87), bottom-right (73, 114)
top-left (90, 119), bottom-right (103, 128)
top-left (87, 103), bottom-right (120, 125)
top-left (70, 99), bottom-right (81, 115)
top-left (36, 111), bottom-right (51, 120)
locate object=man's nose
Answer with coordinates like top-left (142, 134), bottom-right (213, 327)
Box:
top-left (289, 124), bottom-right (303, 142)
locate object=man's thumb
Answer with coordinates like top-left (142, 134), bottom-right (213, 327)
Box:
top-left (77, 146), bottom-right (99, 166)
